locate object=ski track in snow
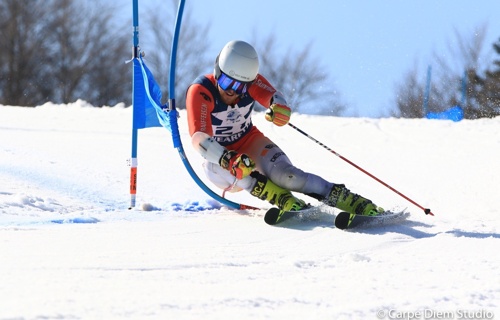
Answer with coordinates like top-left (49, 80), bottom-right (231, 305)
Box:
top-left (0, 103), bottom-right (499, 319)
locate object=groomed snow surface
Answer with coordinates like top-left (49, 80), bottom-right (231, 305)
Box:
top-left (1, 102), bottom-right (498, 319)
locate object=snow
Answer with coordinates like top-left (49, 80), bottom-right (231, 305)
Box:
top-left (0, 101), bottom-right (499, 319)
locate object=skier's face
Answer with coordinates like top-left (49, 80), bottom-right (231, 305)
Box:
top-left (217, 85), bottom-right (240, 105)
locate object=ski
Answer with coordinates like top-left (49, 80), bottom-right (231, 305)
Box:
top-left (265, 206), bottom-right (409, 229)
top-left (334, 210), bottom-right (409, 230)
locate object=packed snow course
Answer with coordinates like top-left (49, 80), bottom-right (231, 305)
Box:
top-left (0, 102), bottom-right (498, 319)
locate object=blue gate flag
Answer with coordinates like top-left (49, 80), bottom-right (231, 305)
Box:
top-left (426, 105), bottom-right (464, 122)
top-left (132, 57), bottom-right (166, 130)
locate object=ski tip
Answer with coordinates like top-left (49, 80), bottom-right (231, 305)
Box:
top-left (264, 208), bottom-right (281, 225)
top-left (334, 211), bottom-right (351, 230)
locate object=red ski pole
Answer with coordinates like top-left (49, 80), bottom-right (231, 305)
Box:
top-left (287, 122), bottom-right (434, 216)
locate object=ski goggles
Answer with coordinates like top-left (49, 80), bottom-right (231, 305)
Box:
top-left (216, 72), bottom-right (250, 95)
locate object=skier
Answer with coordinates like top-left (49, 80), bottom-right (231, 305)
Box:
top-left (186, 40), bottom-right (383, 216)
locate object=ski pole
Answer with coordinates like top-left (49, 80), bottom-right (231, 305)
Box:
top-left (287, 122), bottom-right (434, 216)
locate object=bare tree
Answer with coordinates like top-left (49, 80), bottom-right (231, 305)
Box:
top-left (0, 0), bottom-right (129, 107)
top-left (464, 38), bottom-right (500, 118)
top-left (393, 65), bottom-right (425, 118)
top-left (0, 0), bottom-right (54, 106)
top-left (433, 25), bottom-right (489, 115)
top-left (253, 34), bottom-right (346, 116)
top-left (140, 0), bottom-right (212, 109)
top-left (392, 62), bottom-right (451, 118)
top-left (45, 0), bottom-right (129, 106)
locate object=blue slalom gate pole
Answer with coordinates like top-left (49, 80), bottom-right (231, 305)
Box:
top-left (167, 0), bottom-right (257, 210)
top-left (128, 0), bottom-right (140, 209)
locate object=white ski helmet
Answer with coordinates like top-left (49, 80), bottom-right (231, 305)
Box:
top-left (214, 40), bottom-right (259, 82)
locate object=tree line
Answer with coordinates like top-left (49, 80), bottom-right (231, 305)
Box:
top-left (0, 0), bottom-right (129, 107)
top-left (395, 25), bottom-right (500, 119)
top-left (0, 0), bottom-right (344, 115)
top-left (1, 0), bottom-right (498, 119)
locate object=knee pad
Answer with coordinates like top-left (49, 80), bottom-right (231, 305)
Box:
top-left (203, 162), bottom-right (233, 190)
top-left (268, 162), bottom-right (308, 191)
top-left (202, 161), bottom-right (253, 193)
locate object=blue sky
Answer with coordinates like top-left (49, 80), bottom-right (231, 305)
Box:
top-left (182, 1), bottom-right (500, 117)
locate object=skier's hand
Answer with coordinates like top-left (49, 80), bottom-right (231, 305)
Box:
top-left (219, 150), bottom-right (255, 180)
top-left (265, 103), bottom-right (291, 127)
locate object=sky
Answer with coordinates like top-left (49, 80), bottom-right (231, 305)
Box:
top-left (179, 1), bottom-right (500, 117)
top-left (1, 103), bottom-right (499, 318)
